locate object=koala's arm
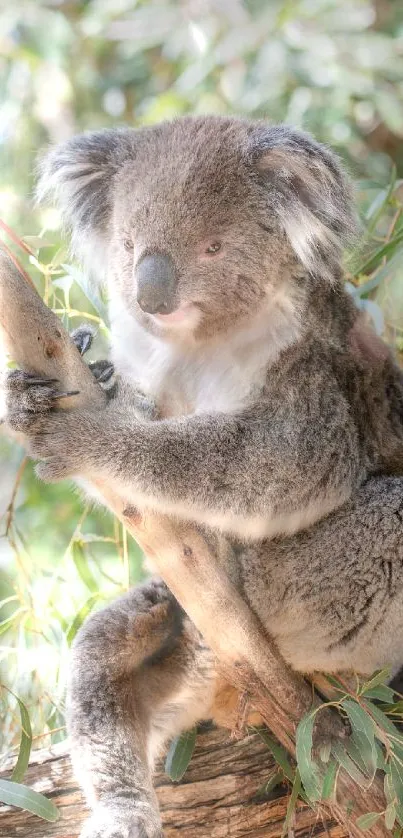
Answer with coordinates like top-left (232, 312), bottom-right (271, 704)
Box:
top-left (15, 367), bottom-right (362, 536)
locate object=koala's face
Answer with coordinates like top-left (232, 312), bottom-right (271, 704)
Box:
top-left (38, 116), bottom-right (356, 343)
top-left (110, 122), bottom-right (301, 341)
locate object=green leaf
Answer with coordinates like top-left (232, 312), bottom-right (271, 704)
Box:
top-left (386, 802), bottom-right (397, 831)
top-left (296, 710), bottom-right (322, 801)
top-left (394, 800), bottom-right (403, 829)
top-left (390, 758), bottom-right (403, 803)
top-left (364, 685), bottom-right (396, 703)
top-left (50, 246), bottom-right (68, 269)
top-left (331, 741), bottom-right (371, 789)
top-left (362, 699), bottom-right (401, 738)
top-left (385, 768), bottom-right (396, 805)
top-left (342, 699), bottom-right (376, 777)
top-left (61, 263), bottom-right (109, 323)
top-left (71, 542), bottom-right (99, 593)
top-left (23, 235), bottom-right (55, 249)
top-left (321, 760), bottom-right (338, 800)
top-left (252, 728), bottom-right (295, 783)
top-left (363, 167), bottom-right (397, 233)
top-left (66, 594), bottom-right (101, 646)
top-left (353, 230), bottom-right (403, 277)
top-left (0, 780), bottom-right (59, 822)
top-left (165, 728), bottom-right (197, 781)
top-left (345, 738), bottom-right (373, 778)
top-left (355, 812), bottom-right (382, 830)
top-left (391, 739), bottom-right (403, 766)
top-left (11, 697), bottom-right (32, 783)
top-left (282, 769), bottom-right (302, 838)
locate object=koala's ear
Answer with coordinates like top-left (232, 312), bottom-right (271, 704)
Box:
top-left (37, 129), bottom-right (135, 273)
top-left (250, 126), bottom-right (358, 280)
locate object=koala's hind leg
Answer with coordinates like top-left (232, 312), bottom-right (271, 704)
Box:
top-left (69, 578), bottom-right (216, 838)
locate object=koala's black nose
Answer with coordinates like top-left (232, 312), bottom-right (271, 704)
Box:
top-left (135, 253), bottom-right (178, 315)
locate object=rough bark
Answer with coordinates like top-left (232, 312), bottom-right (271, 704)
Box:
top-left (0, 252), bottom-right (388, 836)
top-left (0, 731), bottom-right (347, 838)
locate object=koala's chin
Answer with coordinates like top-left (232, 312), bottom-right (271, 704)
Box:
top-left (147, 301), bottom-right (202, 334)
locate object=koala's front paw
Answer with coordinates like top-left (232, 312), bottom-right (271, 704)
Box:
top-left (4, 369), bottom-right (99, 482)
top-left (79, 807), bottom-right (164, 838)
top-left (4, 370), bottom-right (78, 433)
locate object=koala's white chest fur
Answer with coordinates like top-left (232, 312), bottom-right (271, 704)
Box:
top-left (109, 301), bottom-right (292, 417)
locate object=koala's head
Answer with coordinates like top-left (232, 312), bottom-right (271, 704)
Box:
top-left (38, 116), bottom-right (356, 343)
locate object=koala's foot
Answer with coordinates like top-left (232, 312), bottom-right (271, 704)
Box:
top-left (73, 578), bottom-right (183, 673)
top-left (79, 807), bottom-right (164, 838)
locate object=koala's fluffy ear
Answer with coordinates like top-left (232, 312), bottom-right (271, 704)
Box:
top-left (37, 129), bottom-right (135, 274)
top-left (251, 126), bottom-right (358, 280)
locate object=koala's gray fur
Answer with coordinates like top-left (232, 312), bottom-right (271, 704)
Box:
top-left (4, 115), bottom-right (403, 837)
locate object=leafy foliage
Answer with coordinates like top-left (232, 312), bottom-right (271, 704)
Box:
top-left (293, 672), bottom-right (403, 832)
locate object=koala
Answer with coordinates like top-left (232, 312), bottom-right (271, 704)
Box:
top-left (4, 115), bottom-right (403, 838)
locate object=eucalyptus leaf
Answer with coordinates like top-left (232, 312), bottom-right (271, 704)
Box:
top-left (282, 769), bottom-right (301, 838)
top-left (71, 542), bottom-right (99, 593)
top-left (364, 685), bottom-right (396, 703)
top-left (386, 802), bottom-right (397, 831)
top-left (295, 710), bottom-right (322, 801)
top-left (0, 780), bottom-right (59, 822)
top-left (342, 699), bottom-right (377, 777)
top-left (61, 263), bottom-right (109, 323)
top-left (23, 235), bottom-right (55, 249)
top-left (165, 728), bottom-right (197, 781)
top-left (390, 758), bottom-right (403, 803)
top-left (252, 728), bottom-right (295, 783)
top-left (321, 760), bottom-right (338, 800)
top-left (66, 594), bottom-right (102, 645)
top-left (331, 741), bottom-right (371, 789)
top-left (362, 700), bottom-right (400, 738)
top-left (360, 669), bottom-right (393, 694)
top-left (11, 697), bottom-right (32, 783)
top-left (355, 812), bottom-right (382, 830)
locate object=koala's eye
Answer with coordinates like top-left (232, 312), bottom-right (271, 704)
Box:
top-left (205, 241), bottom-right (222, 255)
top-left (123, 239), bottom-right (133, 252)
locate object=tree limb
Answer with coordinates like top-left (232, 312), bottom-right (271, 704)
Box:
top-left (0, 733), bottom-right (346, 838)
top-left (0, 251), bottom-right (388, 836)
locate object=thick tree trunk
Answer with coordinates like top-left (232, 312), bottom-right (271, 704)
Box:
top-left (0, 730), bottom-right (346, 838)
top-left (0, 252), bottom-right (388, 836)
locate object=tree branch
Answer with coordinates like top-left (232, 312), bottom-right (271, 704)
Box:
top-left (0, 251), bottom-right (388, 836)
top-left (0, 732), bottom-right (345, 838)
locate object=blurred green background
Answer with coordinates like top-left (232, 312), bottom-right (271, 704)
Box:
top-left (1, 0), bottom-right (403, 765)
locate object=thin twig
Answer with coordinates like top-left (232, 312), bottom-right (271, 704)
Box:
top-left (5, 456), bottom-right (28, 536)
top-left (0, 219), bottom-right (36, 257)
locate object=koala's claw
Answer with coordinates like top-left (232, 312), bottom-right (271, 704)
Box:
top-left (71, 325), bottom-right (96, 356)
top-left (20, 377), bottom-right (60, 387)
top-left (89, 359), bottom-right (115, 385)
top-left (51, 389), bottom-right (80, 400)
